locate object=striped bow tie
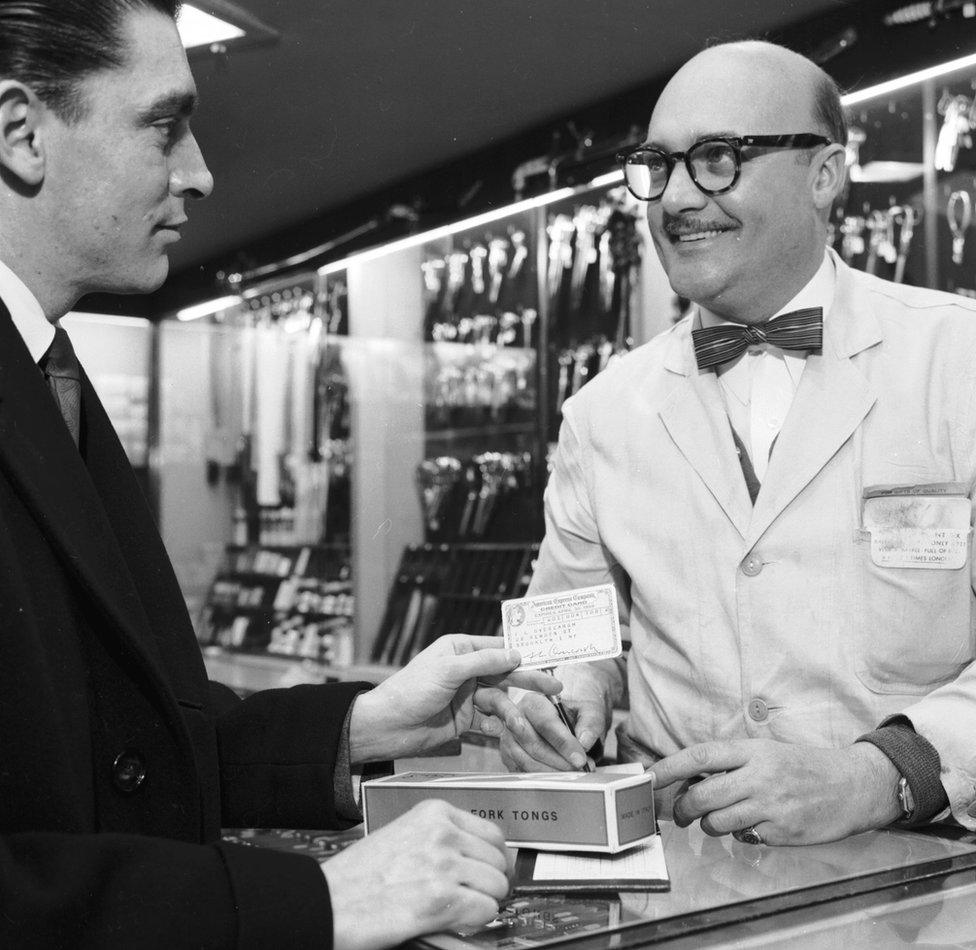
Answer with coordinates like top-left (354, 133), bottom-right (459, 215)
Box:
top-left (691, 307), bottom-right (823, 370)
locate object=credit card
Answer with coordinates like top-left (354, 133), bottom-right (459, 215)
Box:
top-left (501, 583), bottom-right (621, 670)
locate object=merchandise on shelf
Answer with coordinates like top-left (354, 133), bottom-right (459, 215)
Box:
top-left (425, 342), bottom-right (536, 431)
top-left (422, 228), bottom-right (537, 347)
top-left (203, 279), bottom-right (353, 550)
top-left (197, 543), bottom-right (354, 665)
top-left (371, 543), bottom-right (538, 666)
top-left (416, 451), bottom-right (535, 542)
top-left (829, 70), bottom-right (976, 296)
top-left (544, 194), bottom-right (644, 440)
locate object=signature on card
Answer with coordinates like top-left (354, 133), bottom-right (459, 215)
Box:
top-left (502, 584), bottom-right (622, 671)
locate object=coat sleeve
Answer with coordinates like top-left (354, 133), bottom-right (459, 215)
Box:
top-left (0, 681), bottom-right (376, 947)
top-left (528, 401), bottom-right (627, 706)
top-left (215, 681), bottom-right (375, 829)
top-left (898, 480), bottom-right (976, 831)
top-left (0, 832), bottom-right (334, 949)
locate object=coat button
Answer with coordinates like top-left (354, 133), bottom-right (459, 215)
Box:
top-left (112, 749), bottom-right (147, 794)
top-left (748, 699), bottom-right (769, 722)
top-left (741, 553), bottom-right (763, 576)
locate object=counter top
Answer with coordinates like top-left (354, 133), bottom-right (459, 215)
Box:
top-left (225, 820), bottom-right (976, 949)
top-left (208, 653), bottom-right (976, 946)
top-left (418, 822), bottom-right (976, 950)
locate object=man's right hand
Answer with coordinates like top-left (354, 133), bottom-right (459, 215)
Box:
top-left (499, 666), bottom-right (612, 772)
top-left (322, 800), bottom-right (511, 950)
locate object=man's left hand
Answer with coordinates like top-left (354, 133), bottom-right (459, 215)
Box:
top-left (349, 634), bottom-right (562, 763)
top-left (652, 739), bottom-right (903, 845)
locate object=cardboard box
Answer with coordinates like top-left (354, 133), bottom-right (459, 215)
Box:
top-left (362, 769), bottom-right (656, 853)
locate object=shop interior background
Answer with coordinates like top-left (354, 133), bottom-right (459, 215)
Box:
top-left (64, 0), bottom-right (976, 685)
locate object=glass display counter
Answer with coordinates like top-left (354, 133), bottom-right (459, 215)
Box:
top-left (420, 823), bottom-right (976, 950)
top-left (224, 819), bottom-right (976, 949)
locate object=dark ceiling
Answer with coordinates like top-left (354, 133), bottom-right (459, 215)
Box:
top-left (169, 3), bottom-right (847, 273)
top-left (100, 0), bottom-right (976, 313)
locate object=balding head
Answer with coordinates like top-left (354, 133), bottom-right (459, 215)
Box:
top-left (640, 41), bottom-right (848, 322)
top-left (651, 41), bottom-right (844, 154)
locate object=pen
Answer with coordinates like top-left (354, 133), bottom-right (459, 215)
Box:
top-left (542, 668), bottom-right (594, 773)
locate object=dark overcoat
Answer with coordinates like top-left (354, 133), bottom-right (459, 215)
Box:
top-left (0, 303), bottom-right (364, 948)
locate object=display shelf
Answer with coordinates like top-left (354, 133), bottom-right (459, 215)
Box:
top-left (827, 61), bottom-right (976, 296)
top-left (425, 422), bottom-right (538, 442)
top-left (165, 175), bottom-right (665, 665)
top-left (197, 542), bottom-right (353, 664)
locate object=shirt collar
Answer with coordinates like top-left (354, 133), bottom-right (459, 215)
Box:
top-left (0, 258), bottom-right (55, 363)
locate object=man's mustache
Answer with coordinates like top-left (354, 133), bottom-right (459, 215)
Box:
top-left (662, 215), bottom-right (736, 237)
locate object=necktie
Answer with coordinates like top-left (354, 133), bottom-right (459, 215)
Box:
top-left (691, 307), bottom-right (823, 370)
top-left (40, 327), bottom-right (82, 446)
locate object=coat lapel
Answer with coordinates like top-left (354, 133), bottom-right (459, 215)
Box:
top-left (658, 322), bottom-right (754, 539)
top-left (0, 306), bottom-right (170, 680)
top-left (747, 259), bottom-right (881, 546)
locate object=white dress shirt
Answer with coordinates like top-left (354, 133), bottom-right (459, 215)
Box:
top-left (700, 253), bottom-right (836, 481)
top-left (0, 258), bottom-right (55, 362)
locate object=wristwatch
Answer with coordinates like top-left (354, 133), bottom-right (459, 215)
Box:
top-left (897, 775), bottom-right (916, 822)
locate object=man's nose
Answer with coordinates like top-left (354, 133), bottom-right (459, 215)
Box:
top-left (171, 133), bottom-right (214, 200)
top-left (660, 159), bottom-right (707, 215)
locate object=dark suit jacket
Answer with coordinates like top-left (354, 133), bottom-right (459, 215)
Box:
top-left (0, 303), bottom-right (369, 948)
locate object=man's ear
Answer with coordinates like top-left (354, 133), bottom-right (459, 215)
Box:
top-left (810, 143), bottom-right (847, 212)
top-left (0, 80), bottom-right (46, 187)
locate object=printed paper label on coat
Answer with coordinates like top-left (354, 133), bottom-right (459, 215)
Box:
top-left (502, 584), bottom-right (621, 670)
top-left (862, 491), bottom-right (971, 569)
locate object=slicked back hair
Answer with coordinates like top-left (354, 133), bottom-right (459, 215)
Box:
top-left (0, 0), bottom-right (181, 122)
top-left (812, 69), bottom-right (847, 146)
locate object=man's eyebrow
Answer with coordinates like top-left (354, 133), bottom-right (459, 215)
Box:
top-left (137, 91), bottom-right (198, 124)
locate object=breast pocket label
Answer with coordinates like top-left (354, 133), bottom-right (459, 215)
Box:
top-left (863, 485), bottom-right (971, 570)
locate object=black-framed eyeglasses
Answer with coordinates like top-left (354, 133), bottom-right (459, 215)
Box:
top-left (616, 134), bottom-right (833, 201)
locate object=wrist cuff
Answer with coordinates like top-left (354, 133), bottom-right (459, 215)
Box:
top-left (855, 718), bottom-right (947, 826)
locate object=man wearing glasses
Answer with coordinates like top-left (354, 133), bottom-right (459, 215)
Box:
top-left (501, 40), bottom-right (976, 846)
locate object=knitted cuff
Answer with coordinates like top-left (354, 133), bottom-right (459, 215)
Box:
top-left (333, 689), bottom-right (393, 821)
top-left (855, 717), bottom-right (948, 826)
top-left (332, 696), bottom-right (364, 821)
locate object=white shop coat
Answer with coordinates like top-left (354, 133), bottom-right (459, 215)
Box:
top-left (530, 252), bottom-right (976, 828)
